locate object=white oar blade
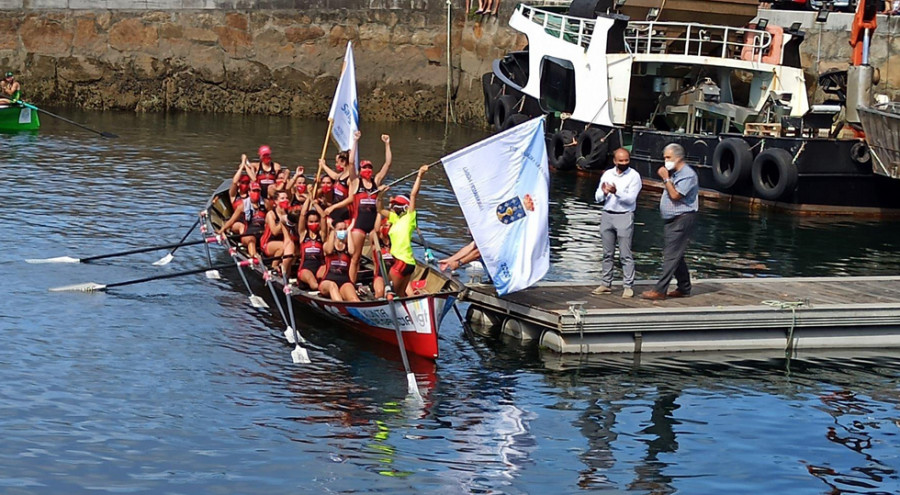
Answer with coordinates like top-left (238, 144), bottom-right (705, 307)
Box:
top-left (152, 253), bottom-right (174, 266)
top-left (284, 327), bottom-right (296, 343)
top-left (249, 295), bottom-right (269, 309)
top-left (406, 373), bottom-right (423, 401)
top-left (291, 345), bottom-right (311, 364)
top-left (205, 270), bottom-right (221, 280)
top-left (26, 256), bottom-right (80, 264)
top-left (49, 282), bottom-right (107, 292)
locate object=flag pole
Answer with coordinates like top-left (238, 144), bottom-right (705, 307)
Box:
top-left (310, 118), bottom-right (335, 201)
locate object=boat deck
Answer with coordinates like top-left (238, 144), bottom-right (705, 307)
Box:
top-left (463, 276), bottom-right (900, 354)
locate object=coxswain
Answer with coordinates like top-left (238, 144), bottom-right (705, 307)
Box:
top-left (218, 181), bottom-right (267, 258)
top-left (296, 199), bottom-right (326, 290)
top-left (0, 72), bottom-right (21, 104)
top-left (376, 165), bottom-right (428, 296)
top-left (260, 190), bottom-right (296, 275)
top-left (318, 221), bottom-right (360, 302)
top-left (325, 132), bottom-right (393, 284)
top-left (253, 145), bottom-right (281, 202)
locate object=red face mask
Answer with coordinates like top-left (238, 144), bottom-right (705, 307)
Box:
top-left (307, 222), bottom-right (320, 232)
top-left (239, 184), bottom-right (249, 194)
top-left (320, 184), bottom-right (333, 194)
top-left (249, 191), bottom-right (261, 202)
top-left (261, 155), bottom-right (271, 165)
top-left (360, 168), bottom-right (374, 180)
top-left (335, 163), bottom-right (345, 172)
top-left (296, 184), bottom-right (307, 194)
top-left (277, 200), bottom-right (290, 210)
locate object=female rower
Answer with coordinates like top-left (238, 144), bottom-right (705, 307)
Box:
top-left (377, 164), bottom-right (428, 296)
top-left (325, 133), bottom-right (393, 284)
top-left (253, 145), bottom-right (281, 202)
top-left (318, 221), bottom-right (359, 302)
top-left (260, 190), bottom-right (296, 274)
top-left (229, 154), bottom-right (256, 209)
top-left (296, 199), bottom-right (326, 290)
top-left (289, 179), bottom-right (308, 213)
top-left (218, 181), bottom-right (267, 258)
top-left (317, 153), bottom-right (353, 223)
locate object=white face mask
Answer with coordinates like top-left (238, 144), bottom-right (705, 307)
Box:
top-left (664, 160), bottom-right (677, 171)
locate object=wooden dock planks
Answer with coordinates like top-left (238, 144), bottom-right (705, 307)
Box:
top-left (463, 276), bottom-right (900, 353)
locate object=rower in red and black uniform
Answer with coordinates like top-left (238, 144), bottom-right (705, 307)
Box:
top-left (296, 198), bottom-right (326, 290)
top-left (260, 190), bottom-right (296, 275)
top-left (253, 145), bottom-right (281, 204)
top-left (218, 181), bottom-right (267, 258)
top-left (325, 131), bottom-right (393, 284)
top-left (289, 178), bottom-right (308, 214)
top-left (318, 221), bottom-right (360, 302)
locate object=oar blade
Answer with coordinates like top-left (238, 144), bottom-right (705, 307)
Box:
top-left (49, 282), bottom-right (107, 292)
top-left (249, 295), bottom-right (269, 309)
top-left (26, 256), bottom-right (80, 264)
top-left (152, 253), bottom-right (174, 266)
top-left (205, 270), bottom-right (221, 280)
top-left (284, 327), bottom-right (296, 343)
top-left (292, 345), bottom-right (311, 364)
top-left (406, 373), bottom-right (423, 402)
top-left (100, 131), bottom-right (119, 138)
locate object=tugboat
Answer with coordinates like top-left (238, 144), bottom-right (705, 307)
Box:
top-left (483, 0), bottom-right (900, 214)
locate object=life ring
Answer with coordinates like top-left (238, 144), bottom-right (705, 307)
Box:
top-left (499, 112), bottom-right (529, 131)
top-left (712, 138), bottom-right (753, 191)
top-left (492, 95), bottom-right (518, 132)
top-left (482, 74), bottom-right (503, 126)
top-left (751, 148), bottom-right (798, 201)
top-left (575, 127), bottom-right (609, 170)
top-left (548, 130), bottom-right (577, 170)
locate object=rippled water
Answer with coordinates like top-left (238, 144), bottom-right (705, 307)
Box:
top-left (2, 111), bottom-right (900, 494)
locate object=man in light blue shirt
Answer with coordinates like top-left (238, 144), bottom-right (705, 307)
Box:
top-left (592, 148), bottom-right (642, 298)
top-left (642, 143), bottom-right (699, 300)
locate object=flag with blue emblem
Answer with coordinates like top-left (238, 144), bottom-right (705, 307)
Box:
top-left (441, 116), bottom-right (550, 295)
top-left (328, 41), bottom-right (359, 167)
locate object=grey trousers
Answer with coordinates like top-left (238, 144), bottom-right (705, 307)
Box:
top-left (600, 211), bottom-right (636, 288)
top-left (654, 212), bottom-right (697, 294)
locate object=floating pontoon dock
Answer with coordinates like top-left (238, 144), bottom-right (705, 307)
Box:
top-left (462, 276), bottom-right (900, 354)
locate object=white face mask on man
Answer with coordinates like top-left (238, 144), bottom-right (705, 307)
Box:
top-left (664, 160), bottom-right (677, 171)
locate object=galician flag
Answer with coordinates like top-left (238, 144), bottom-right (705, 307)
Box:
top-left (327, 41), bottom-right (359, 160)
top-left (441, 116), bottom-right (550, 295)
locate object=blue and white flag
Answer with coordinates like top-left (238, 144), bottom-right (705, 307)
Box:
top-left (327, 41), bottom-right (359, 161)
top-left (441, 117), bottom-right (550, 295)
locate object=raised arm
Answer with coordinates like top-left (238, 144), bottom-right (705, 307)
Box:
top-left (347, 131), bottom-right (361, 183)
top-left (319, 158), bottom-right (339, 180)
top-left (376, 184), bottom-right (391, 218)
top-left (285, 166), bottom-right (304, 191)
top-left (408, 165), bottom-right (428, 213)
top-left (375, 134), bottom-right (392, 184)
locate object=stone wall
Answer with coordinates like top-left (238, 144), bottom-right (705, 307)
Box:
top-left (0, 4), bottom-right (524, 125)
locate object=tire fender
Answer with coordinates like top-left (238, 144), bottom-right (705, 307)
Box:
top-left (575, 127), bottom-right (610, 170)
top-left (751, 148), bottom-right (798, 201)
top-left (712, 137), bottom-right (753, 190)
top-left (548, 130), bottom-right (578, 171)
top-left (499, 112), bottom-right (529, 131)
top-left (492, 95), bottom-right (518, 132)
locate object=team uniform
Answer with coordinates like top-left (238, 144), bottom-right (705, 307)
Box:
top-left (351, 180), bottom-right (379, 234)
top-left (243, 198), bottom-right (267, 238)
top-left (298, 234), bottom-right (325, 278)
top-left (257, 164), bottom-right (277, 199)
top-left (323, 246), bottom-right (352, 287)
top-left (330, 176), bottom-right (352, 222)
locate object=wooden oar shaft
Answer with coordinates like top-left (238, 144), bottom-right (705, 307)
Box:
top-left (81, 236), bottom-right (222, 262)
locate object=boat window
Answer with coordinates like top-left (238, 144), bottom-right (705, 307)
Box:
top-left (540, 56), bottom-right (576, 114)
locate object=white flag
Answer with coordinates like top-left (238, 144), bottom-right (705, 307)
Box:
top-left (442, 117), bottom-right (550, 295)
top-left (327, 42), bottom-right (359, 159)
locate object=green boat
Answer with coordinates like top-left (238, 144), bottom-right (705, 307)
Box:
top-left (0, 103), bottom-right (40, 132)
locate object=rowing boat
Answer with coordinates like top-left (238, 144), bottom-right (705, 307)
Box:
top-left (0, 103), bottom-right (40, 132)
top-left (204, 179), bottom-right (464, 360)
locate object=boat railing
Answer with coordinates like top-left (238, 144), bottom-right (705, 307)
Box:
top-left (518, 3), bottom-right (595, 49)
top-left (624, 21), bottom-right (772, 63)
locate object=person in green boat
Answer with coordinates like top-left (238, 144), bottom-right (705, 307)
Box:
top-left (1, 72), bottom-right (21, 104)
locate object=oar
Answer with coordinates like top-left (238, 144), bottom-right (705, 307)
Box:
top-left (16, 100), bottom-right (118, 138)
top-left (372, 234), bottom-right (422, 401)
top-left (197, 216), bottom-right (221, 279)
top-left (27, 235), bottom-right (224, 264)
top-left (229, 247), bottom-right (269, 309)
top-left (451, 301), bottom-right (476, 342)
top-left (414, 225), bottom-right (436, 266)
top-left (261, 270), bottom-right (310, 363)
top-left (282, 272), bottom-right (311, 364)
top-left (48, 261), bottom-right (249, 292)
top-left (153, 218), bottom-right (201, 266)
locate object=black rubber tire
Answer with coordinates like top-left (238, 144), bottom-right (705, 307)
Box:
top-left (482, 74), bottom-right (502, 126)
top-left (711, 137), bottom-right (753, 191)
top-left (575, 127), bottom-right (609, 170)
top-left (548, 130), bottom-right (577, 170)
top-left (499, 112), bottom-right (530, 131)
top-left (751, 148), bottom-right (798, 201)
top-left (850, 141), bottom-right (871, 165)
top-left (492, 95), bottom-right (518, 132)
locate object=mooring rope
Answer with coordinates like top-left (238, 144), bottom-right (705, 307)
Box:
top-left (761, 299), bottom-right (806, 357)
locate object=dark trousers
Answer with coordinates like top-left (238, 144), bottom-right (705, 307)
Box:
top-left (654, 212), bottom-right (696, 294)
